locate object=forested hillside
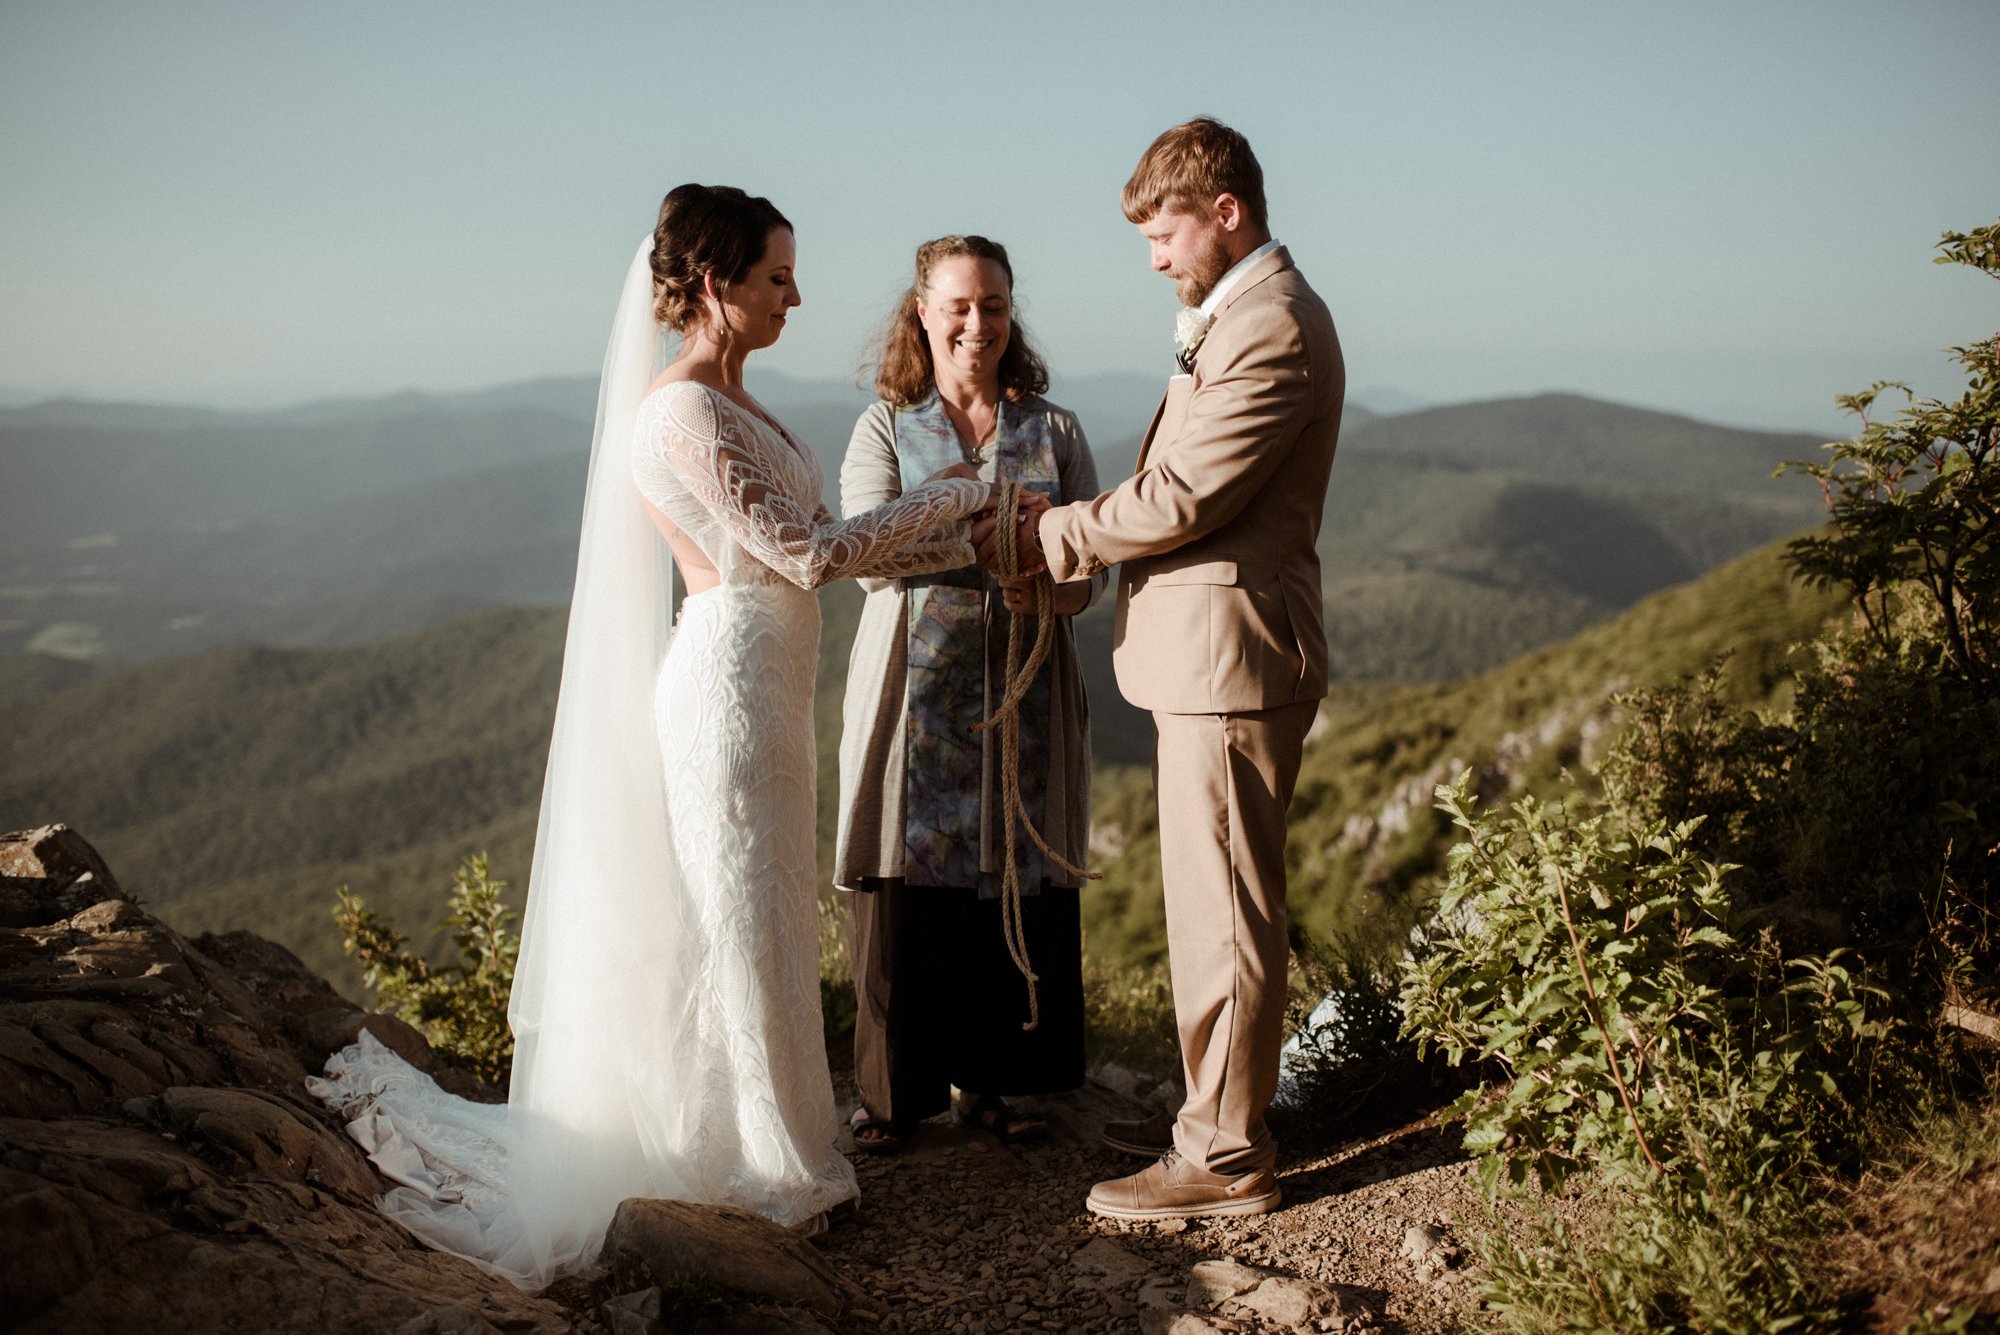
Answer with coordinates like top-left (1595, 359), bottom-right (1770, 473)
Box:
top-left (1, 532), bottom-right (1840, 997)
top-left (4, 374), bottom-right (1840, 995)
top-left (1084, 535), bottom-right (1846, 965)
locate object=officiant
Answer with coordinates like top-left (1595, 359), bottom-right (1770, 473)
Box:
top-left (834, 235), bottom-right (1103, 1152)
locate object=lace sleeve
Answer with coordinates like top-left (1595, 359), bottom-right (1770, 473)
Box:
top-left (809, 497), bottom-right (978, 583)
top-left (640, 384), bottom-right (987, 591)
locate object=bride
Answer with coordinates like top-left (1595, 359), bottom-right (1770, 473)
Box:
top-left (308, 184), bottom-right (996, 1290)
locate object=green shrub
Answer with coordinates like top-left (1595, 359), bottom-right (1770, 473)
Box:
top-left (1784, 220), bottom-right (1998, 689)
top-left (1605, 633), bottom-right (2000, 980)
top-left (1280, 930), bottom-right (1431, 1127)
top-left (1399, 219), bottom-right (1999, 1328)
top-left (1597, 219), bottom-right (2000, 995)
top-left (1083, 958), bottom-right (1179, 1076)
top-left (1400, 776), bottom-right (1894, 1328)
top-left (334, 853), bottom-right (518, 1085)
top-left (818, 891), bottom-right (857, 1053)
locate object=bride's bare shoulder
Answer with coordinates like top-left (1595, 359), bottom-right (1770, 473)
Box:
top-left (648, 361), bottom-right (725, 395)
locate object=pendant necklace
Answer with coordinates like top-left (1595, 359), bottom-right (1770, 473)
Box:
top-left (960, 402), bottom-right (1000, 465)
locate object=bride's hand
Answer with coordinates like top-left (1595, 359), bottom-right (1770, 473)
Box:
top-left (926, 462), bottom-right (1003, 513)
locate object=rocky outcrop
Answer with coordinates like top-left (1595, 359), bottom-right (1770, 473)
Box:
top-left (0, 823), bottom-right (581, 1334)
top-left (0, 824), bottom-right (873, 1335)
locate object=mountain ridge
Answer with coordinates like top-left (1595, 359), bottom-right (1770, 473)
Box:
top-left (5, 383), bottom-right (1827, 680)
top-left (2, 530), bottom-right (1844, 997)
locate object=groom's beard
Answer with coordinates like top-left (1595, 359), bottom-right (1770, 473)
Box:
top-left (1174, 233), bottom-right (1235, 307)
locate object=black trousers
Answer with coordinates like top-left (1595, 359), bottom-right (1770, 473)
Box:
top-left (848, 880), bottom-right (1086, 1128)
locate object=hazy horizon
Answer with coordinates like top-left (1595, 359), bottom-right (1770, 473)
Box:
top-left (0, 367), bottom-right (1857, 442)
top-left (5, 1), bottom-right (1997, 435)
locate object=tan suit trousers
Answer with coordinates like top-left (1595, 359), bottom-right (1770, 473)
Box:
top-left (1154, 699), bottom-right (1317, 1176)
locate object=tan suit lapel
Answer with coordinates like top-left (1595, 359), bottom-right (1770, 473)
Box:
top-left (1133, 248), bottom-right (1293, 475)
top-left (1133, 375), bottom-right (1193, 474)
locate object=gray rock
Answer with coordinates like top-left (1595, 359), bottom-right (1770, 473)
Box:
top-left (1401, 1222), bottom-right (1449, 1264)
top-left (1234, 1275), bottom-right (1350, 1329)
top-left (1070, 1237), bottom-right (1154, 1288)
top-left (599, 1287), bottom-right (662, 1335)
top-left (394, 1306), bottom-right (500, 1335)
top-left (1091, 1063), bottom-right (1150, 1098)
top-left (599, 1197), bottom-right (870, 1320)
top-left (1186, 1258), bottom-right (1268, 1307)
top-left (0, 824), bottom-right (125, 928)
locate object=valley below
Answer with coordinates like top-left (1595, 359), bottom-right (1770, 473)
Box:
top-left (2, 376), bottom-right (1832, 991)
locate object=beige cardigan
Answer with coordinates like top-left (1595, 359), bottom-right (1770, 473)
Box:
top-left (832, 396), bottom-right (1105, 892)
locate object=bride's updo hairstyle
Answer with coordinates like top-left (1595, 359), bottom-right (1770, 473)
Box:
top-left (651, 184), bottom-right (792, 332)
top-left (872, 234), bottom-right (1050, 408)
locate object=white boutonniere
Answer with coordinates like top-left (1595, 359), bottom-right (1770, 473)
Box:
top-left (1174, 307), bottom-right (1213, 374)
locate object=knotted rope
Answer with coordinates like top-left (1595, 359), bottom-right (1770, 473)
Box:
top-left (972, 478), bottom-right (1102, 1031)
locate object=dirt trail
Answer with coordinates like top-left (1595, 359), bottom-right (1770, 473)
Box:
top-left (819, 1077), bottom-right (1483, 1334)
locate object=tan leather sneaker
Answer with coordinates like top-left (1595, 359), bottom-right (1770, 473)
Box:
top-left (1099, 1108), bottom-right (1176, 1158)
top-left (1085, 1150), bottom-right (1282, 1221)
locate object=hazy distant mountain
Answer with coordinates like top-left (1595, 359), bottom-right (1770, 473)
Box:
top-left (0, 652), bottom-right (92, 704)
top-left (0, 407), bottom-right (591, 545)
top-left (0, 365), bottom-right (1852, 1004)
top-left (0, 400), bottom-right (241, 432)
top-left (1346, 392), bottom-right (1825, 496)
top-left (1, 533), bottom-right (1843, 996)
top-left (0, 589), bottom-right (864, 994)
top-left (0, 608), bottom-right (567, 993)
top-left (3, 377), bottom-right (1826, 690)
top-left (1307, 397), bottom-right (1826, 682)
top-left (1349, 385), bottom-right (1432, 415)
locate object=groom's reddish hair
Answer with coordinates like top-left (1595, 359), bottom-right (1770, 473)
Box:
top-left (1122, 117), bottom-right (1268, 231)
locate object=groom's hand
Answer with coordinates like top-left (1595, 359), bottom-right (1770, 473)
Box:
top-left (972, 501), bottom-right (1049, 577)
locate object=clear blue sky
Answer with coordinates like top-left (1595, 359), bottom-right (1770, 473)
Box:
top-left (3, 0), bottom-right (1995, 431)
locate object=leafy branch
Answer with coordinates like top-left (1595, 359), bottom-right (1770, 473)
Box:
top-left (333, 853), bottom-right (519, 1085)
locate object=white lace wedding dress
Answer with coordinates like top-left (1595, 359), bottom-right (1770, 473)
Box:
top-left (308, 374), bottom-right (988, 1290)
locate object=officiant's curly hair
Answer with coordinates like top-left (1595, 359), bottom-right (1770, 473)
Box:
top-left (651, 184), bottom-right (792, 332)
top-left (1122, 117), bottom-right (1268, 231)
top-left (873, 236), bottom-right (1050, 407)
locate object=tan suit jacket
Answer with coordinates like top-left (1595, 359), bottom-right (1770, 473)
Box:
top-left (1039, 247), bottom-right (1343, 714)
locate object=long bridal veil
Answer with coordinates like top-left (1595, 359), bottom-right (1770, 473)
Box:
top-left (312, 238), bottom-right (696, 1289)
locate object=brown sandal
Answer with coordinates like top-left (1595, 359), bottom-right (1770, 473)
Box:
top-left (849, 1104), bottom-right (907, 1155)
top-left (954, 1092), bottom-right (1047, 1145)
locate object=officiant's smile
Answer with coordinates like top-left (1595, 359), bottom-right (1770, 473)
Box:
top-left (917, 255), bottom-right (1012, 381)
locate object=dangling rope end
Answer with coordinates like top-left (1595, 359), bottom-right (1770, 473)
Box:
top-left (976, 477), bottom-right (1102, 1034)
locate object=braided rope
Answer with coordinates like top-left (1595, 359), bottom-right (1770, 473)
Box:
top-left (972, 479), bottom-right (1103, 1031)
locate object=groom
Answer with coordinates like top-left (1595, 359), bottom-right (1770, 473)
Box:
top-left (980, 117), bottom-right (1343, 1218)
